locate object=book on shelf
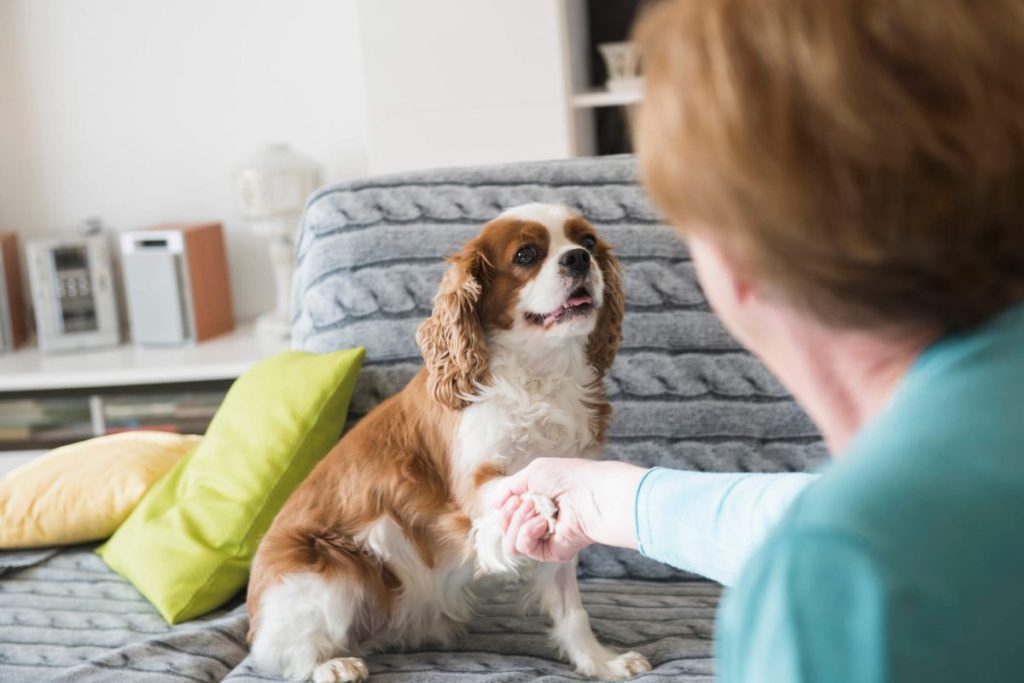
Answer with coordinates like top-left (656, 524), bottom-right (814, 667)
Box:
top-left (0, 391), bottom-right (223, 448)
top-left (0, 396), bottom-right (92, 445)
top-left (103, 392), bottom-right (222, 426)
top-left (0, 397), bottom-right (91, 427)
top-left (0, 426), bottom-right (30, 441)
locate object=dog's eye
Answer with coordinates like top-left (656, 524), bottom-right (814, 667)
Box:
top-left (514, 245), bottom-right (539, 265)
top-left (579, 235), bottom-right (597, 251)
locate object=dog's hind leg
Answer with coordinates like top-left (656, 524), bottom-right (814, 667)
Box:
top-left (250, 572), bottom-right (367, 682)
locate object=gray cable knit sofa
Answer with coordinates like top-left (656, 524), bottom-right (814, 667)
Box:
top-left (0, 156), bottom-right (824, 682)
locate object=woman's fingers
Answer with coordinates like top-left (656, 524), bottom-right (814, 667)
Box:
top-left (504, 498), bottom-right (536, 555)
top-left (499, 493), bottom-right (580, 563)
top-left (514, 515), bottom-right (552, 559)
top-left (499, 495), bottom-right (521, 531)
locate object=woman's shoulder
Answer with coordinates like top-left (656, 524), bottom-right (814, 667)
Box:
top-left (759, 401), bottom-right (1024, 593)
top-left (787, 303), bottom-right (1024, 548)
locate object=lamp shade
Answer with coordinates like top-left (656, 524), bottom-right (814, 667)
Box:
top-left (233, 144), bottom-right (322, 226)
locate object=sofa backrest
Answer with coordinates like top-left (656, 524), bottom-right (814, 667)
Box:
top-left (292, 156), bottom-right (824, 579)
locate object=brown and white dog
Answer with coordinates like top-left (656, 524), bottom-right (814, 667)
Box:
top-left (247, 204), bottom-right (649, 682)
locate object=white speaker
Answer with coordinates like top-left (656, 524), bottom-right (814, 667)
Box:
top-left (120, 222), bottom-right (234, 346)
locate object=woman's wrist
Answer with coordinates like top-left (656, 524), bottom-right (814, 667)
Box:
top-left (579, 460), bottom-right (649, 550)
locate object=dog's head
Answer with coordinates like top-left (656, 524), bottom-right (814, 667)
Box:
top-left (416, 203), bottom-right (624, 409)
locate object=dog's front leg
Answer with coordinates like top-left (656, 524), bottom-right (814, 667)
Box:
top-left (528, 559), bottom-right (651, 680)
top-left (471, 477), bottom-right (529, 576)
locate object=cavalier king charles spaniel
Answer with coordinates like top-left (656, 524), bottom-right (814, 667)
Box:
top-left (247, 203), bottom-right (649, 682)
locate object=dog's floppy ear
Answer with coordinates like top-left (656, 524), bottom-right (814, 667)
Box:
top-left (587, 240), bottom-right (625, 376)
top-left (416, 242), bottom-right (490, 409)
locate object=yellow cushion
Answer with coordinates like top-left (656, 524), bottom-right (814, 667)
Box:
top-left (0, 431), bottom-right (201, 548)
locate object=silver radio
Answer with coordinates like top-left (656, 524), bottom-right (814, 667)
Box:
top-left (25, 235), bottom-right (120, 353)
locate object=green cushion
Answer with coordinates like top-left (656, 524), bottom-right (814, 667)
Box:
top-left (98, 348), bottom-right (365, 624)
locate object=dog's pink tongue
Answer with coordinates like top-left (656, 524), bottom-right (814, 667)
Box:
top-left (543, 306), bottom-right (566, 326)
top-left (542, 295), bottom-right (592, 326)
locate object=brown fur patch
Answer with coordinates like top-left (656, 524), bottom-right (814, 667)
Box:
top-left (586, 241), bottom-right (625, 376)
top-left (472, 462), bottom-right (506, 489)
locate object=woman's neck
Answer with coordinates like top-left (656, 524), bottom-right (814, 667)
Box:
top-left (763, 316), bottom-right (937, 455)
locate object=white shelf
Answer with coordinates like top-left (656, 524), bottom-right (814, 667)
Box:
top-left (0, 450), bottom-right (46, 476)
top-left (0, 323), bottom-right (289, 392)
top-left (571, 87), bottom-right (642, 109)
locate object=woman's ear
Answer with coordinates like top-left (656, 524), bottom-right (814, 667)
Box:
top-left (416, 243), bottom-right (491, 409)
top-left (587, 242), bottom-right (625, 376)
top-left (689, 236), bottom-right (758, 347)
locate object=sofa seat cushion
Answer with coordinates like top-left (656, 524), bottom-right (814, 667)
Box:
top-left (0, 545), bottom-right (718, 682)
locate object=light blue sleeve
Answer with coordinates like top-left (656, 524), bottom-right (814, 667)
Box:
top-left (716, 532), bottom-right (887, 683)
top-left (633, 468), bottom-right (817, 585)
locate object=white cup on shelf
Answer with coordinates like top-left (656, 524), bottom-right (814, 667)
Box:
top-left (598, 41), bottom-right (642, 93)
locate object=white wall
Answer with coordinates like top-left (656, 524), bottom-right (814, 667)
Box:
top-left (357, 0), bottom-right (589, 174)
top-left (0, 0), bottom-right (368, 320)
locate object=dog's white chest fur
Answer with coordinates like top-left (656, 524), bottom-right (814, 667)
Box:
top-left (458, 334), bottom-right (603, 477)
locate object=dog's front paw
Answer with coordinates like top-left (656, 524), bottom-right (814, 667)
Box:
top-left (312, 657), bottom-right (369, 683)
top-left (472, 514), bottom-right (528, 577)
top-left (583, 651), bottom-right (652, 680)
top-left (521, 492), bottom-right (558, 536)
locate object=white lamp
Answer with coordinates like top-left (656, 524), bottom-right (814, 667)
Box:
top-left (233, 143), bottom-right (322, 339)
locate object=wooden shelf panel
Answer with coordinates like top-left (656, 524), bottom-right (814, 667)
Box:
top-left (571, 87), bottom-right (642, 108)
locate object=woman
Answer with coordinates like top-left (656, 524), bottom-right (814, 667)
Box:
top-left (497, 0), bottom-right (1024, 681)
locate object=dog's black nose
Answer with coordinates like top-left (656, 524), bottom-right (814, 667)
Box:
top-left (559, 248), bottom-right (591, 274)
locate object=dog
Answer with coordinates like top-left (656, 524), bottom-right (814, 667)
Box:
top-left (247, 203), bottom-right (649, 682)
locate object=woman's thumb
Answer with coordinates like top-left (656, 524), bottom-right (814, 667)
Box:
top-left (493, 466), bottom-right (531, 509)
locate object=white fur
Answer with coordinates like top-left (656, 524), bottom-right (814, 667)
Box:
top-left (313, 658), bottom-right (368, 683)
top-left (499, 202), bottom-right (574, 228)
top-left (502, 203), bottom-right (606, 338)
top-left (252, 204), bottom-right (645, 680)
top-left (251, 573), bottom-right (365, 681)
top-left (356, 516), bottom-right (475, 650)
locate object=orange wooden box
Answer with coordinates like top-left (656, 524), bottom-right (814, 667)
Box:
top-left (0, 232), bottom-right (29, 349)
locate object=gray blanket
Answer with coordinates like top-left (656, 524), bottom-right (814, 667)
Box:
top-left (0, 546), bottom-right (716, 682)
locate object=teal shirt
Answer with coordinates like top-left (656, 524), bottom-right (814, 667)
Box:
top-left (635, 303), bottom-right (1024, 682)
top-left (717, 303), bottom-right (1024, 682)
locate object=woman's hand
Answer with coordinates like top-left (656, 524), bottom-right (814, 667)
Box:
top-left (494, 458), bottom-right (649, 563)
